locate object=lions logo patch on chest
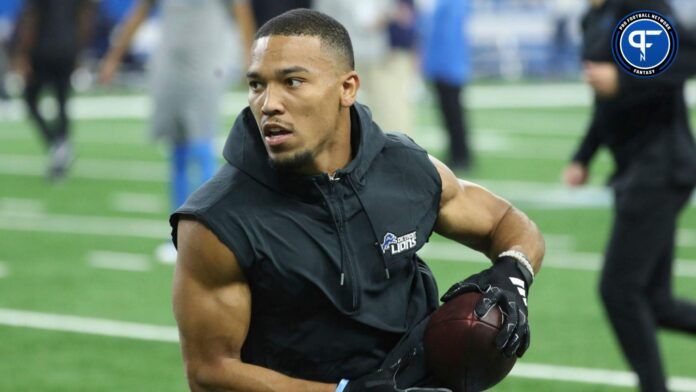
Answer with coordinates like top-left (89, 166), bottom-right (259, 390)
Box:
top-left (381, 231), bottom-right (417, 255)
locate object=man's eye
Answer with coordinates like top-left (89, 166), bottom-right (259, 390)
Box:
top-left (248, 81), bottom-right (262, 91)
top-left (286, 78), bottom-right (302, 88)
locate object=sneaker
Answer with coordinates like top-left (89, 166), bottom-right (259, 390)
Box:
top-left (48, 138), bottom-right (74, 181)
top-left (155, 242), bottom-right (178, 264)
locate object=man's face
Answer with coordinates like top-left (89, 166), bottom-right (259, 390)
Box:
top-left (246, 35), bottom-right (348, 171)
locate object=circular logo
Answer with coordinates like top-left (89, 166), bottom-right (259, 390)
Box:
top-left (611, 10), bottom-right (678, 78)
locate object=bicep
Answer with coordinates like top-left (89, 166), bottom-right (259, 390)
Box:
top-left (173, 219), bottom-right (251, 378)
top-left (431, 156), bottom-right (511, 250)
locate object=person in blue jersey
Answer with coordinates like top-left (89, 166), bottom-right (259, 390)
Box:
top-left (250, 0), bottom-right (311, 27)
top-left (171, 9), bottom-right (544, 392)
top-left (99, 0), bottom-right (256, 262)
top-left (420, 0), bottom-right (472, 171)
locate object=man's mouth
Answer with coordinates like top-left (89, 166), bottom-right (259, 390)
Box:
top-left (262, 123), bottom-right (294, 147)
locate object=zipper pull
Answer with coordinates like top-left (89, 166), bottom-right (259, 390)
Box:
top-left (340, 272), bottom-right (345, 286)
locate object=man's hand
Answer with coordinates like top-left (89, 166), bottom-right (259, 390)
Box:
top-left (342, 369), bottom-right (451, 392)
top-left (441, 257), bottom-right (532, 358)
top-left (341, 346), bottom-right (451, 392)
top-left (562, 162), bottom-right (589, 187)
top-left (98, 55), bottom-right (120, 86)
top-left (583, 61), bottom-right (618, 98)
top-left (13, 55), bottom-right (32, 80)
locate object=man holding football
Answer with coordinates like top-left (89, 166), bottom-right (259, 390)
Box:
top-left (171, 9), bottom-right (544, 391)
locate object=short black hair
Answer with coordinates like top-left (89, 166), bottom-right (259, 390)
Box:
top-left (254, 9), bottom-right (355, 70)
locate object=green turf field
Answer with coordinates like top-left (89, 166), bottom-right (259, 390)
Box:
top-left (0, 85), bottom-right (694, 391)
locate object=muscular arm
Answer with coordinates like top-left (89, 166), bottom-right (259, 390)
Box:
top-left (173, 217), bottom-right (336, 392)
top-left (431, 156), bottom-right (544, 272)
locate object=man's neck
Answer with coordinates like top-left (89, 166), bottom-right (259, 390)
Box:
top-left (302, 110), bottom-right (353, 176)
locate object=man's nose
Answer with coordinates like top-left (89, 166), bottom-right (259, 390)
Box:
top-left (261, 85), bottom-right (284, 116)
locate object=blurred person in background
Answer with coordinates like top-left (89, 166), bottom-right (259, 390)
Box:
top-left (380, 0), bottom-right (418, 135)
top-left (99, 0), bottom-right (255, 263)
top-left (420, 0), bottom-right (472, 171)
top-left (14, 0), bottom-right (95, 181)
top-left (314, 0), bottom-right (416, 134)
top-left (250, 0), bottom-right (311, 28)
top-left (549, 0), bottom-right (579, 79)
top-left (0, 37), bottom-right (9, 104)
top-left (0, 3), bottom-right (16, 105)
top-left (563, 0), bottom-right (696, 390)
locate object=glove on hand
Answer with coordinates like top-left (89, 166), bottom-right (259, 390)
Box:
top-left (342, 347), bottom-right (452, 392)
top-left (440, 256), bottom-right (533, 358)
top-left (343, 371), bottom-right (451, 392)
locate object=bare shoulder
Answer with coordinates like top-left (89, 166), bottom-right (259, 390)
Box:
top-left (429, 155), bottom-right (460, 206)
top-left (429, 154), bottom-right (502, 200)
top-left (176, 216), bottom-right (245, 286)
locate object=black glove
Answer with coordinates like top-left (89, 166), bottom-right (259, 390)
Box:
top-left (440, 256), bottom-right (533, 358)
top-left (342, 347), bottom-right (452, 392)
top-left (343, 371), bottom-right (451, 392)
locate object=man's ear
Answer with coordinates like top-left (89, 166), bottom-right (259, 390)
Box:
top-left (340, 71), bottom-right (360, 107)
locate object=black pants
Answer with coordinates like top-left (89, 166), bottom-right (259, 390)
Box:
top-left (23, 55), bottom-right (74, 148)
top-left (600, 184), bottom-right (696, 392)
top-left (433, 80), bottom-right (470, 168)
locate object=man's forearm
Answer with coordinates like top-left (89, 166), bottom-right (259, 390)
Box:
top-left (186, 357), bottom-right (336, 392)
top-left (104, 1), bottom-right (151, 63)
top-left (572, 103), bottom-right (605, 165)
top-left (231, 1), bottom-right (256, 65)
top-left (488, 206), bottom-right (545, 273)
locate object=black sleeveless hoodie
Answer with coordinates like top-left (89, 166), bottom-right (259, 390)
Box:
top-left (170, 103), bottom-right (441, 382)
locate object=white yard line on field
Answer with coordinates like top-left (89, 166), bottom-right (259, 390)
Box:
top-left (0, 126), bottom-right (146, 144)
top-left (0, 154), bottom-right (166, 182)
top-left (678, 229), bottom-right (696, 248)
top-left (409, 131), bottom-right (573, 159)
top-left (418, 241), bottom-right (696, 278)
top-left (0, 124), bottom-right (582, 146)
top-left (0, 308), bottom-right (694, 390)
top-left (111, 192), bottom-right (167, 214)
top-left (0, 308), bottom-right (178, 342)
top-left (0, 262), bottom-right (8, 278)
top-left (511, 363), bottom-right (696, 392)
top-left (0, 153), bottom-right (615, 203)
top-left (0, 198), bottom-right (45, 214)
top-left (87, 251), bottom-right (151, 272)
top-left (1, 207), bottom-right (695, 278)
top-left (475, 179), bottom-right (615, 208)
top-left (540, 234), bottom-right (576, 250)
top-left (5, 81), bottom-right (696, 121)
top-left (0, 209), bottom-right (167, 239)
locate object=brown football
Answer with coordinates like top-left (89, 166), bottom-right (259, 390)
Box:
top-left (423, 292), bottom-right (516, 392)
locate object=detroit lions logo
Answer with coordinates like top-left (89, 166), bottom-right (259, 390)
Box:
top-left (381, 233), bottom-right (397, 253)
top-left (381, 231), bottom-right (417, 255)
